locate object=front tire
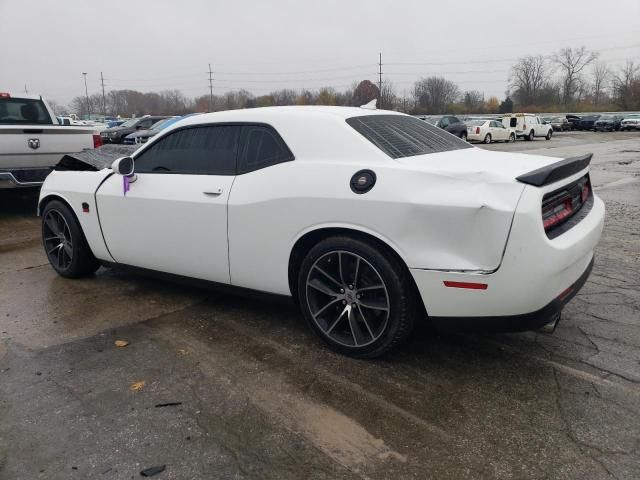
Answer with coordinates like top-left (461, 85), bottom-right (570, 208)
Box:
top-left (42, 200), bottom-right (100, 278)
top-left (508, 133), bottom-right (516, 143)
top-left (297, 236), bottom-right (417, 358)
top-left (545, 130), bottom-right (552, 140)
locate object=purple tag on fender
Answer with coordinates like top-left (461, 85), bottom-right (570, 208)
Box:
top-left (123, 175), bottom-right (130, 196)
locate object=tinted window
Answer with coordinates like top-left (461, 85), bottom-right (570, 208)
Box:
top-left (449, 116), bottom-right (459, 124)
top-left (134, 125), bottom-right (241, 175)
top-left (439, 117), bottom-right (449, 127)
top-left (238, 125), bottom-right (293, 173)
top-left (0, 98), bottom-right (52, 125)
top-left (347, 114), bottom-right (472, 159)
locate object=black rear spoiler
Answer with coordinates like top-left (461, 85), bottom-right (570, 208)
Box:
top-left (516, 153), bottom-right (592, 187)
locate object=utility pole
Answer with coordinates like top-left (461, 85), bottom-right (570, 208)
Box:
top-left (82, 72), bottom-right (91, 119)
top-left (378, 52), bottom-right (383, 109)
top-left (24, 84), bottom-right (28, 94)
top-left (208, 64), bottom-right (214, 112)
top-left (100, 72), bottom-right (107, 117)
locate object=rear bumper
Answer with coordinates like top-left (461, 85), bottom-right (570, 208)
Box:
top-left (430, 256), bottom-right (593, 333)
top-left (0, 168), bottom-right (50, 188)
top-left (409, 171), bottom-right (605, 330)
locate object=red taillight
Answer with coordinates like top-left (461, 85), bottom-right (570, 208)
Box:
top-left (542, 198), bottom-right (574, 229)
top-left (0, 92), bottom-right (10, 98)
top-left (475, 127), bottom-right (480, 134)
top-left (93, 134), bottom-right (103, 148)
top-left (581, 182), bottom-right (590, 202)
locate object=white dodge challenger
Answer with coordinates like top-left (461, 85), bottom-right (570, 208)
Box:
top-left (39, 106), bottom-right (605, 357)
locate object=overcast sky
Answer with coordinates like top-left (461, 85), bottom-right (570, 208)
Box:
top-left (1, 0), bottom-right (639, 105)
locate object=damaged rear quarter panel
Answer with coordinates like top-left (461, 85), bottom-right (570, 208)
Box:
top-left (380, 167), bottom-right (525, 271)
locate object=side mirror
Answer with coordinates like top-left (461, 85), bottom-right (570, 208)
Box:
top-left (111, 156), bottom-right (134, 176)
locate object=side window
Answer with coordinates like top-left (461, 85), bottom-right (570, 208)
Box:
top-left (238, 125), bottom-right (293, 174)
top-left (510, 117), bottom-right (517, 127)
top-left (138, 119), bottom-right (153, 129)
top-left (134, 125), bottom-right (241, 175)
top-left (449, 116), bottom-right (459, 124)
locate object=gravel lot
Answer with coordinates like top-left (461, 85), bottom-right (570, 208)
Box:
top-left (0, 131), bottom-right (639, 479)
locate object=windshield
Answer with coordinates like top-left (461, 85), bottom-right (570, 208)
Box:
top-left (150, 118), bottom-right (172, 130)
top-left (120, 118), bottom-right (139, 128)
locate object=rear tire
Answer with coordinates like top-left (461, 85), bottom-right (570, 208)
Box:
top-left (484, 134), bottom-right (492, 144)
top-left (460, 131), bottom-right (467, 141)
top-left (526, 130), bottom-right (534, 141)
top-left (297, 236), bottom-right (418, 358)
top-left (42, 200), bottom-right (100, 278)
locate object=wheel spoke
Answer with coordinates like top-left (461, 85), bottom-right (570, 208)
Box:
top-left (313, 265), bottom-right (342, 289)
top-left (326, 305), bottom-right (349, 334)
top-left (63, 242), bottom-right (73, 258)
top-left (308, 277), bottom-right (338, 297)
top-left (44, 216), bottom-right (61, 236)
top-left (357, 305), bottom-right (375, 339)
top-left (359, 300), bottom-right (389, 311)
top-left (357, 284), bottom-right (385, 292)
top-left (312, 298), bottom-right (341, 319)
top-left (347, 306), bottom-right (358, 346)
top-left (44, 235), bottom-right (60, 242)
top-left (338, 252), bottom-right (346, 285)
top-left (56, 245), bottom-right (63, 267)
top-left (47, 244), bottom-right (62, 255)
top-left (353, 257), bottom-right (360, 289)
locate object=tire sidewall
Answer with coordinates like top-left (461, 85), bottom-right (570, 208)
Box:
top-left (297, 236), bottom-right (413, 357)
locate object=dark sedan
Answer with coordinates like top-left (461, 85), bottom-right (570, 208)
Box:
top-left (100, 115), bottom-right (169, 144)
top-left (594, 114), bottom-right (624, 132)
top-left (577, 115), bottom-right (601, 131)
top-left (566, 115), bottom-right (582, 130)
top-left (424, 115), bottom-right (468, 140)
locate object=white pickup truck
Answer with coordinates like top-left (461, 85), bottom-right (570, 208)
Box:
top-left (0, 92), bottom-right (102, 188)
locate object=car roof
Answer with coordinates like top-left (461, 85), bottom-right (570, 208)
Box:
top-left (141, 106), bottom-right (408, 163)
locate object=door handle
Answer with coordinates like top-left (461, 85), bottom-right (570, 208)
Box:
top-left (203, 188), bottom-right (223, 196)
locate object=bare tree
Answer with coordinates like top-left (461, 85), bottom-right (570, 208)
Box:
top-left (463, 90), bottom-right (485, 113)
top-left (591, 61), bottom-right (610, 105)
top-left (611, 60), bottom-right (640, 109)
top-left (379, 81), bottom-right (396, 110)
top-left (413, 76), bottom-right (460, 114)
top-left (552, 46), bottom-right (598, 105)
top-left (510, 55), bottom-right (549, 106)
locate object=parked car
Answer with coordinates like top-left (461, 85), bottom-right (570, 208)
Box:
top-left (466, 119), bottom-right (515, 143)
top-left (566, 114), bottom-right (582, 130)
top-left (501, 113), bottom-right (553, 140)
top-left (594, 115), bottom-right (624, 132)
top-left (38, 106), bottom-right (604, 357)
top-left (424, 115), bottom-right (468, 140)
top-left (620, 115), bottom-right (640, 131)
top-left (100, 115), bottom-right (168, 144)
top-left (123, 116), bottom-right (179, 144)
top-left (577, 115), bottom-right (601, 131)
top-left (550, 117), bottom-right (571, 132)
top-left (0, 92), bottom-right (101, 188)
top-left (106, 120), bottom-right (126, 128)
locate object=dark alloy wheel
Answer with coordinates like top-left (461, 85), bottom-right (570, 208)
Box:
top-left (42, 200), bottom-right (100, 278)
top-left (297, 236), bottom-right (417, 358)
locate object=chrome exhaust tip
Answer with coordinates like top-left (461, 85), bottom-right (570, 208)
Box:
top-left (539, 312), bottom-right (561, 334)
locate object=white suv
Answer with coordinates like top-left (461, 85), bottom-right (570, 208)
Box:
top-left (502, 114), bottom-right (554, 141)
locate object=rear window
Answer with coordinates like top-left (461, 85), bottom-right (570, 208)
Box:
top-left (0, 98), bottom-right (52, 125)
top-left (346, 114), bottom-right (471, 159)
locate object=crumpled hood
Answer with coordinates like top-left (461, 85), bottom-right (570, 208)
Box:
top-left (396, 146), bottom-right (561, 184)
